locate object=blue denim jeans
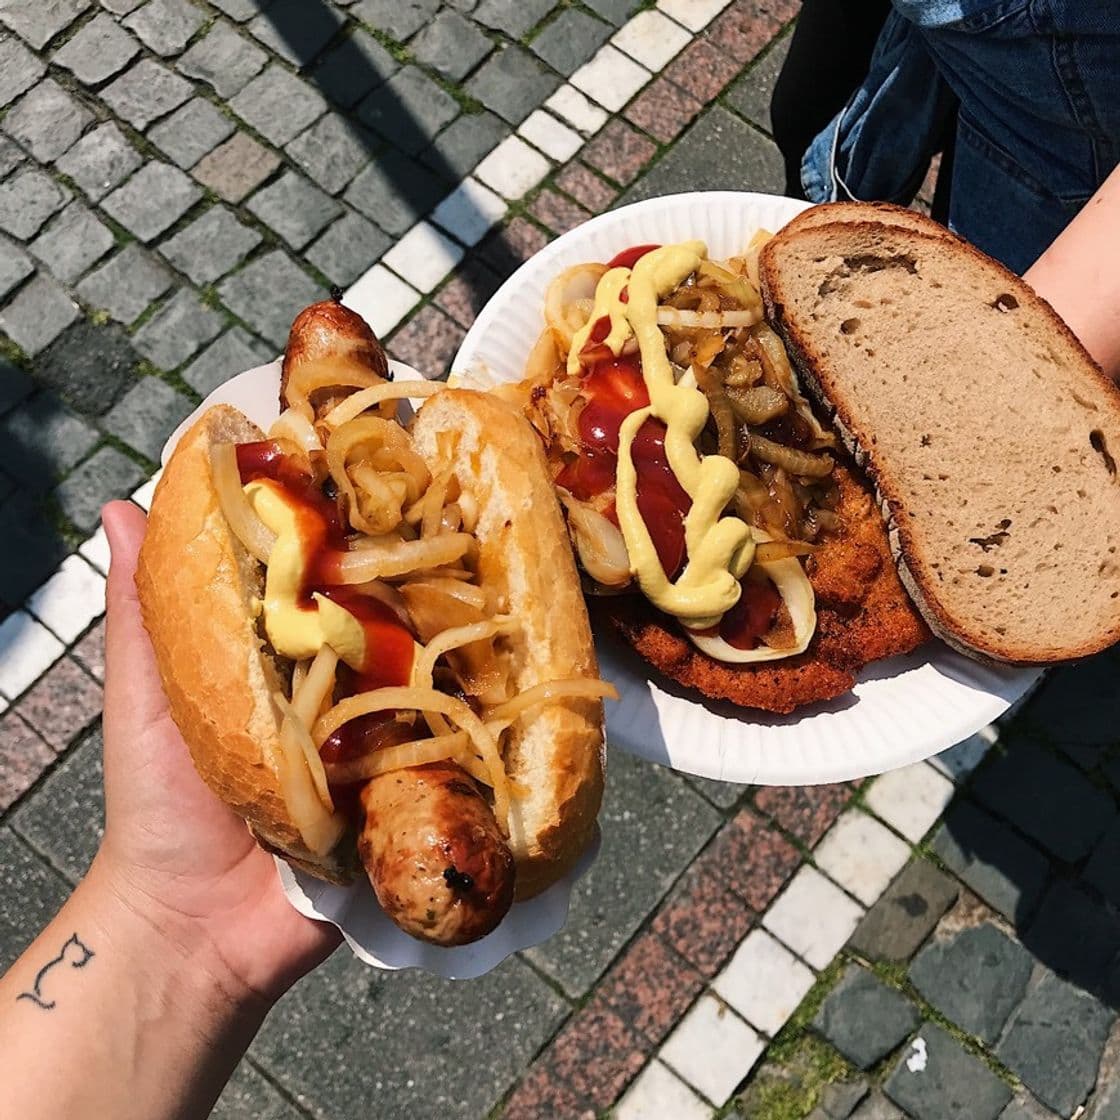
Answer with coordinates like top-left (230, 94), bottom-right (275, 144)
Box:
top-left (801, 0), bottom-right (1120, 273)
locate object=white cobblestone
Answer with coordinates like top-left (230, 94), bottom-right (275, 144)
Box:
top-left (78, 525), bottom-right (111, 576)
top-left (342, 264), bottom-right (419, 339)
top-left (544, 84), bottom-right (609, 136)
top-left (612, 9), bottom-right (691, 71)
top-left (929, 732), bottom-right (992, 784)
top-left (474, 135), bottom-right (551, 200)
top-left (615, 1059), bottom-right (711, 1120)
top-left (131, 468), bottom-right (161, 512)
top-left (570, 45), bottom-right (650, 113)
top-left (430, 177), bottom-right (507, 246)
top-left (382, 221), bottom-right (464, 294)
top-left (26, 556), bottom-right (106, 644)
top-left (656, 0), bottom-right (733, 32)
top-left (661, 993), bottom-right (764, 1106)
top-left (865, 762), bottom-right (956, 843)
top-left (518, 110), bottom-right (583, 163)
top-left (0, 610), bottom-right (65, 700)
top-left (814, 810), bottom-right (912, 906)
top-left (763, 865), bottom-right (864, 969)
top-left (712, 928), bottom-right (815, 1036)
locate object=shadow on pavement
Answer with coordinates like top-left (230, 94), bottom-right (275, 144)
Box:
top-left (260, 0), bottom-right (522, 290)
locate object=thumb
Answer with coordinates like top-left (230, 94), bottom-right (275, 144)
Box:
top-left (102, 500), bottom-right (169, 737)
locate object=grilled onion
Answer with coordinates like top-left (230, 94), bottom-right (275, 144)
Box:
top-left (210, 442), bottom-right (276, 564)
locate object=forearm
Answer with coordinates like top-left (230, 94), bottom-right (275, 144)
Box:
top-left (1025, 164), bottom-right (1120, 382)
top-left (0, 857), bottom-right (268, 1120)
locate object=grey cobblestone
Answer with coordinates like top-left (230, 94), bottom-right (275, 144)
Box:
top-left (306, 210), bottom-right (390, 286)
top-left (190, 132), bottom-right (280, 203)
top-left (102, 161), bottom-right (202, 242)
top-left (29, 201), bottom-right (114, 283)
top-left (176, 20), bottom-right (266, 98)
top-left (98, 0), bottom-right (144, 14)
top-left (54, 122), bottom-right (141, 202)
top-left (0, 827), bottom-right (69, 972)
top-left (0, 169), bottom-right (70, 239)
top-left (852, 1092), bottom-right (907, 1119)
top-left (212, 1061), bottom-right (306, 1120)
top-left (123, 0), bottom-right (205, 56)
top-left (0, 390), bottom-right (97, 490)
top-left (531, 8), bottom-right (611, 76)
top-left (467, 44), bottom-right (561, 125)
top-left (2, 79), bottom-right (93, 163)
top-left (230, 64), bottom-right (326, 146)
top-left (0, 273), bottom-right (79, 354)
top-left (585, 0), bottom-right (636, 25)
top-left (11, 726), bottom-right (103, 882)
top-left (218, 249), bottom-right (322, 348)
top-left (344, 150), bottom-right (444, 236)
top-left (725, 27), bottom-right (792, 134)
top-left (247, 171), bottom-right (342, 250)
top-left (101, 57), bottom-right (192, 128)
top-left (1085, 818), bottom-right (1120, 909)
top-left (0, 491), bottom-right (69, 600)
top-left (0, 33), bottom-right (45, 107)
top-left (359, 67), bottom-right (458, 156)
top-left (55, 444), bottom-right (145, 529)
top-left (420, 109), bottom-right (507, 180)
top-left (209, 0), bottom-right (267, 19)
top-left (474, 0), bottom-right (556, 38)
top-left (0, 359), bottom-right (31, 413)
top-left (0, 135), bottom-right (24, 177)
top-left (148, 98), bottom-right (236, 170)
top-left (181, 326), bottom-right (269, 394)
top-left (0, 237), bottom-right (33, 300)
top-left (885, 1023), bottom-right (1011, 1120)
top-left (159, 205), bottom-right (261, 286)
top-left (51, 11), bottom-right (139, 84)
top-left (285, 114), bottom-right (371, 195)
top-left (132, 289), bottom-right (224, 370)
top-left (76, 243), bottom-right (173, 323)
top-left (411, 9), bottom-right (493, 82)
top-left (998, 971), bottom-right (1115, 1117)
top-left (0, 0), bottom-right (90, 50)
top-left (103, 375), bottom-right (194, 459)
top-left (349, 0), bottom-right (439, 42)
top-left (35, 318), bottom-right (139, 414)
top-left (909, 923), bottom-right (1033, 1043)
top-left (849, 859), bottom-right (959, 963)
top-left (312, 28), bottom-right (397, 109)
top-left (247, 0), bottom-right (343, 68)
top-left (814, 966), bottom-right (921, 1071)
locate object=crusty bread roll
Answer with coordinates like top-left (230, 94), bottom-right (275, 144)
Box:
top-left (137, 404), bottom-right (352, 883)
top-left (412, 389), bottom-right (604, 899)
top-left (137, 390), bottom-right (604, 899)
top-left (760, 208), bottom-right (1120, 663)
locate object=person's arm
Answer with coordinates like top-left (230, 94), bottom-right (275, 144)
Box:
top-left (1025, 162), bottom-right (1120, 381)
top-left (0, 501), bottom-right (340, 1120)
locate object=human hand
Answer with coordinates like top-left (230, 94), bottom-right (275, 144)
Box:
top-left (95, 500), bottom-right (340, 1006)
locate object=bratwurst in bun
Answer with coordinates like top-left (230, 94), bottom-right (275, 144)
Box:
top-left (136, 298), bottom-right (613, 946)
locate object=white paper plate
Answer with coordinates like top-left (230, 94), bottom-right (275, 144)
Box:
top-left (451, 190), bottom-right (1042, 786)
top-left (162, 358), bottom-right (597, 979)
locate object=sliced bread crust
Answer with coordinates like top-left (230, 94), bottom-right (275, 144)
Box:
top-left (760, 215), bottom-right (1120, 664)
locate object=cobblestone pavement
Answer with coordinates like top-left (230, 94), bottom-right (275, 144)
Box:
top-left (2, 2), bottom-right (1119, 1119)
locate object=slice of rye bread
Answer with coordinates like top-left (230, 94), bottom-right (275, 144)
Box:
top-left (759, 216), bottom-right (1120, 664)
top-left (777, 200), bottom-right (957, 243)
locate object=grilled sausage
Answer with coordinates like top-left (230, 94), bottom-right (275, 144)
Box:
top-left (358, 762), bottom-right (515, 946)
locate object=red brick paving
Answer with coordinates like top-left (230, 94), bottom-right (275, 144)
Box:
top-left (706, 0), bottom-right (796, 64)
top-left (479, 216), bottom-right (550, 275)
top-left (70, 619), bottom-right (105, 683)
top-left (582, 119), bottom-right (658, 186)
top-left (753, 783), bottom-right (855, 847)
top-left (433, 258), bottom-right (503, 328)
top-left (624, 76), bottom-right (704, 144)
top-left (13, 658), bottom-right (102, 753)
top-left (652, 863), bottom-right (754, 975)
top-left (555, 162), bottom-right (619, 212)
top-left (528, 188), bottom-right (591, 235)
top-left (0, 713), bottom-right (54, 812)
top-left (388, 305), bottom-right (466, 377)
top-left (594, 930), bottom-right (706, 1045)
top-left (710, 808), bottom-right (802, 911)
top-left (664, 37), bottom-right (742, 103)
top-left (502, 1002), bottom-right (649, 1119)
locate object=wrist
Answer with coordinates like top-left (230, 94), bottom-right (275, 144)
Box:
top-left (82, 854), bottom-right (273, 1029)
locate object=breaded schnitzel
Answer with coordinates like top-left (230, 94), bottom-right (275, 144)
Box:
top-left (601, 463), bottom-right (929, 713)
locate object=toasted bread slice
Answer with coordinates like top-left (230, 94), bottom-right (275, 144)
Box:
top-left (760, 215), bottom-right (1120, 664)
